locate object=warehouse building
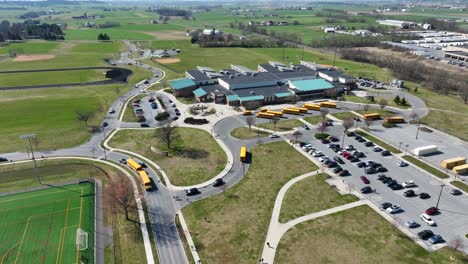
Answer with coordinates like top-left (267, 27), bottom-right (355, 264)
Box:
top-left (445, 46), bottom-right (468, 62)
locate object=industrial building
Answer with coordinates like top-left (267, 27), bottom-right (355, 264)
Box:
top-left (170, 61), bottom-right (355, 109)
top-left (445, 46), bottom-right (468, 62)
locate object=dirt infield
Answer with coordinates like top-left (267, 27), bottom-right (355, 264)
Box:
top-left (155, 58), bottom-right (181, 64)
top-left (13, 55), bottom-right (55, 61)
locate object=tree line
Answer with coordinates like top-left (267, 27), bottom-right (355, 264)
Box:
top-left (0, 19), bottom-right (64, 41)
top-left (341, 47), bottom-right (468, 103)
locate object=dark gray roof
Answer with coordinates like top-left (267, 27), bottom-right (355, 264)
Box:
top-left (219, 72), bottom-right (277, 85)
top-left (198, 83), bottom-right (232, 95)
top-left (186, 70), bottom-right (211, 82)
top-left (446, 50), bottom-right (468, 57)
top-left (258, 64), bottom-right (280, 72)
top-left (318, 69), bottom-right (354, 79)
top-left (232, 85), bottom-right (291, 98)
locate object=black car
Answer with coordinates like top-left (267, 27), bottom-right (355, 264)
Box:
top-left (380, 202), bottom-right (392, 210)
top-left (333, 166), bottom-right (343, 173)
top-left (390, 184), bottom-right (403, 190)
top-left (327, 161), bottom-right (338, 168)
top-left (349, 157), bottom-right (359, 162)
top-left (370, 163), bottom-right (382, 169)
top-left (404, 190), bottom-right (416, 197)
top-left (355, 152), bottom-right (365, 158)
top-left (357, 138), bottom-right (366, 142)
top-left (330, 137), bottom-right (339, 142)
top-left (357, 162), bottom-right (367, 168)
top-left (140, 123), bottom-right (150, 127)
top-left (419, 192), bottom-right (431, 199)
top-left (386, 180), bottom-right (397, 187)
top-left (365, 167), bottom-right (376, 174)
top-left (332, 148), bottom-right (342, 153)
top-left (418, 230), bottom-right (434, 240)
top-left (354, 135), bottom-right (362, 140)
top-left (172, 116), bottom-right (179, 121)
top-left (119, 158), bottom-right (127, 164)
top-left (377, 174), bottom-right (386, 180)
top-left (361, 186), bottom-right (373, 194)
top-left (175, 112), bottom-right (181, 116)
top-left (381, 150), bottom-right (391, 156)
top-left (212, 178), bottom-right (224, 187)
top-left (347, 131), bottom-right (355, 137)
top-left (382, 176), bottom-right (392, 183)
top-left (185, 188), bottom-right (199, 196)
top-left (364, 141), bottom-right (374, 147)
top-left (333, 156), bottom-right (345, 164)
top-left (102, 122), bottom-right (109, 127)
top-left (376, 166), bottom-right (387, 173)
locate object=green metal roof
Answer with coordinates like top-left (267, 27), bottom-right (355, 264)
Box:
top-left (169, 78), bottom-right (196, 90)
top-left (239, 95), bottom-right (264, 102)
top-left (226, 94), bottom-right (240, 101)
top-left (275, 92), bottom-right (293, 98)
top-left (193, 88), bottom-right (207, 97)
top-left (290, 79), bottom-right (334, 92)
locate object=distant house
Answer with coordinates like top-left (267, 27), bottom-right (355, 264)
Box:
top-left (323, 27), bottom-right (335, 33)
top-left (202, 29), bottom-right (222, 35)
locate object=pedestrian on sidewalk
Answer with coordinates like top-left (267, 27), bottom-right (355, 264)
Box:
top-left (266, 242), bottom-right (271, 248)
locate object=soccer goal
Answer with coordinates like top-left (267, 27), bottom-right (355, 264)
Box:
top-left (76, 228), bottom-right (89, 251)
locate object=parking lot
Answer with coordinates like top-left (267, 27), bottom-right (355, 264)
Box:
top-left (285, 123), bottom-right (468, 248)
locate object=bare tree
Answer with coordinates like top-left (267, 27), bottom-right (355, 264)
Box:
top-left (76, 111), bottom-right (95, 127)
top-left (31, 136), bottom-right (41, 151)
top-left (341, 118), bottom-right (354, 148)
top-left (155, 121), bottom-right (180, 149)
top-left (245, 116), bottom-right (255, 130)
top-left (105, 179), bottom-right (136, 221)
top-left (363, 103), bottom-right (370, 113)
top-left (379, 98), bottom-right (388, 112)
top-left (459, 84), bottom-right (468, 104)
top-left (448, 237), bottom-right (465, 259)
top-left (318, 123), bottom-right (329, 134)
top-left (364, 119), bottom-right (374, 130)
top-left (320, 108), bottom-right (329, 120)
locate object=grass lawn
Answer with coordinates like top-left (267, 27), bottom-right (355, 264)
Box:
top-left (0, 41), bottom-right (60, 55)
top-left (344, 94), bottom-right (411, 109)
top-left (182, 141), bottom-right (317, 264)
top-left (0, 159), bottom-right (152, 263)
top-left (276, 205), bottom-right (466, 264)
top-left (71, 41), bottom-right (125, 53)
top-left (230, 127), bottom-right (271, 140)
top-left (303, 115), bottom-right (325, 125)
top-left (451, 181), bottom-right (468, 193)
top-left (64, 28), bottom-right (154, 41)
top-left (108, 128), bottom-right (227, 186)
top-left (0, 182), bottom-right (94, 264)
top-left (356, 130), bottom-right (401, 154)
top-left (406, 85), bottom-right (468, 142)
top-left (331, 111), bottom-right (359, 120)
top-left (0, 83), bottom-right (132, 152)
top-left (279, 174), bottom-right (358, 223)
top-left (402, 155), bottom-right (449, 179)
top-left (257, 119), bottom-right (302, 132)
top-left (0, 69), bottom-right (108, 87)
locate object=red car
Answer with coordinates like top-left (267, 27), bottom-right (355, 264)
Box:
top-left (340, 151), bottom-right (350, 157)
top-left (360, 176), bottom-right (370, 184)
top-left (425, 207), bottom-right (439, 215)
top-left (148, 97), bottom-right (155, 102)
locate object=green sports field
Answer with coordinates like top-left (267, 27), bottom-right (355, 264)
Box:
top-left (0, 182), bottom-right (95, 264)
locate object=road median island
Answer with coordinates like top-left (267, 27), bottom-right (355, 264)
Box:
top-left (356, 130), bottom-right (401, 154)
top-left (108, 127), bottom-right (227, 186)
top-left (230, 127), bottom-right (271, 140)
top-left (182, 141), bottom-right (317, 263)
top-left (402, 155), bottom-right (449, 179)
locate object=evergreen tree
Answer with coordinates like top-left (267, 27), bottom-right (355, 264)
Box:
top-left (400, 97), bottom-right (407, 106)
top-left (394, 95), bottom-right (400, 105)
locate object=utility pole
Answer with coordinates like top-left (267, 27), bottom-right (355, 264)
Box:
top-left (404, 144), bottom-right (409, 156)
top-left (20, 133), bottom-right (41, 184)
top-left (435, 184), bottom-right (445, 208)
top-left (415, 121), bottom-right (421, 139)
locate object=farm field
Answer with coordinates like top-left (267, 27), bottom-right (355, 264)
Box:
top-left (0, 182), bottom-right (95, 264)
top-left (182, 141), bottom-right (317, 263)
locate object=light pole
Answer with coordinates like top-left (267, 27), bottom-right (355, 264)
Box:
top-left (435, 184), bottom-right (445, 208)
top-left (404, 144), bottom-right (409, 156)
top-left (19, 133), bottom-right (41, 184)
top-left (415, 121), bottom-right (421, 139)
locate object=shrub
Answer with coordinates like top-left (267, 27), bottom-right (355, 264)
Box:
top-left (382, 122), bottom-right (395, 128)
top-left (184, 117), bottom-right (209, 125)
top-left (314, 133), bottom-right (330, 139)
top-left (164, 88), bottom-right (173, 94)
top-left (155, 112), bottom-right (169, 121)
